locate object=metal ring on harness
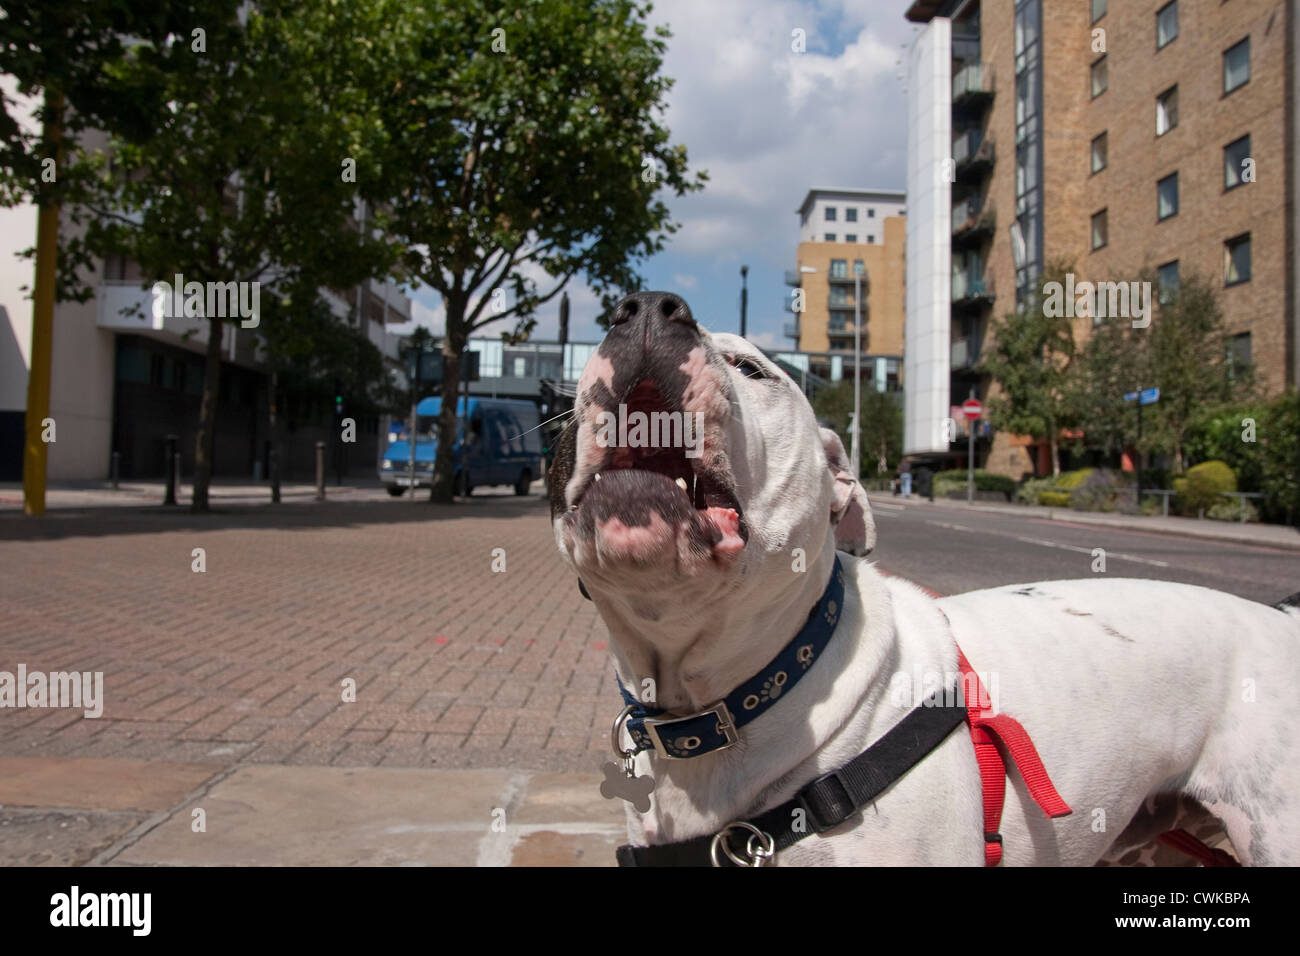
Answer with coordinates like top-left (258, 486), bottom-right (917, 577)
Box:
top-left (710, 821), bottom-right (775, 867)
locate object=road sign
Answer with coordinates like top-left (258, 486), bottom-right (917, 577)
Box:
top-left (1124, 387), bottom-right (1160, 405)
top-left (962, 398), bottom-right (983, 420)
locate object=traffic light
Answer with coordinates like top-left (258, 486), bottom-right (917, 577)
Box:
top-left (334, 378), bottom-right (343, 416)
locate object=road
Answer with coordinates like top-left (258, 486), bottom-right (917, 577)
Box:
top-left (868, 497), bottom-right (1300, 606)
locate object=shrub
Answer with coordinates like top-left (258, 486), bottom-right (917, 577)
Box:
top-left (1038, 490), bottom-right (1071, 507)
top-left (1068, 467), bottom-right (1136, 513)
top-left (932, 469), bottom-right (1017, 498)
top-left (1053, 468), bottom-right (1094, 491)
top-left (1173, 460), bottom-right (1237, 516)
top-left (1207, 498), bottom-right (1259, 523)
top-left (1016, 477), bottom-right (1054, 506)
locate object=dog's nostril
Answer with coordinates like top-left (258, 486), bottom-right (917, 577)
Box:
top-left (659, 297), bottom-right (679, 318)
top-left (613, 300), bottom-right (639, 326)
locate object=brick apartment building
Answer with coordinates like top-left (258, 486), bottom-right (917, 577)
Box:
top-left (783, 188), bottom-right (906, 391)
top-left (903, 0), bottom-right (1299, 477)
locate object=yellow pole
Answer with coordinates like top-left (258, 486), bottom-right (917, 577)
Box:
top-left (22, 89), bottom-right (63, 517)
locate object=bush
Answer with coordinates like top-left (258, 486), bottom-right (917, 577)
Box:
top-left (1016, 477), bottom-right (1055, 506)
top-left (1207, 498), bottom-right (1259, 523)
top-left (1173, 460), bottom-right (1237, 516)
top-left (1068, 467), bottom-right (1136, 513)
top-left (1054, 468), bottom-right (1094, 491)
top-left (1038, 490), bottom-right (1071, 507)
top-left (932, 469), bottom-right (1017, 498)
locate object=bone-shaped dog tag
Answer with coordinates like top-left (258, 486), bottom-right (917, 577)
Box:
top-left (600, 761), bottom-right (655, 813)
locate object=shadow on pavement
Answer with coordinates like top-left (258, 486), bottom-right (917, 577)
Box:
top-left (0, 492), bottom-right (551, 542)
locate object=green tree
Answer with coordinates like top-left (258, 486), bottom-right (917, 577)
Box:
top-left (74, 4), bottom-right (396, 511)
top-left (1074, 271), bottom-right (1247, 472)
top-left (354, 0), bottom-right (706, 502)
top-left (813, 382), bottom-right (902, 478)
top-left (1140, 273), bottom-right (1247, 472)
top-left (979, 264), bottom-right (1080, 476)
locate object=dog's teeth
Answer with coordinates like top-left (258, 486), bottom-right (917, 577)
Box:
top-left (675, 477), bottom-right (688, 493)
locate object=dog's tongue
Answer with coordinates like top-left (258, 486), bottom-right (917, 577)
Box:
top-left (702, 505), bottom-right (744, 556)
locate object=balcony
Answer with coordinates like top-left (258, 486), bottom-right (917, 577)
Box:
top-left (952, 197), bottom-right (995, 246)
top-left (953, 129), bottom-right (995, 182)
top-left (783, 295), bottom-right (801, 313)
top-left (951, 269), bottom-right (995, 307)
top-left (96, 280), bottom-right (263, 364)
top-left (953, 62), bottom-right (995, 106)
top-left (950, 336), bottom-right (979, 370)
top-left (784, 270), bottom-right (802, 286)
top-left (827, 293), bottom-right (858, 311)
top-left (783, 321), bottom-right (800, 340)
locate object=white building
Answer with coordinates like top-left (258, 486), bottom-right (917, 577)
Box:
top-left (0, 90), bottom-right (410, 481)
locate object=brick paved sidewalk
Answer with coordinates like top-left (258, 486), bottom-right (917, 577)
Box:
top-left (0, 491), bottom-right (632, 864)
top-left (1, 493), bottom-right (614, 773)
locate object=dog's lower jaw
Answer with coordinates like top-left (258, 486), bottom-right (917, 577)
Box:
top-left (596, 544), bottom-right (841, 714)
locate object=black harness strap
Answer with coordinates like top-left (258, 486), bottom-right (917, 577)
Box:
top-left (616, 694), bottom-right (968, 867)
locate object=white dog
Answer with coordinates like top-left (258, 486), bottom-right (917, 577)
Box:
top-left (549, 292), bottom-right (1300, 866)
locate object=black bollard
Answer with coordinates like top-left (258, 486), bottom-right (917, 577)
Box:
top-left (163, 435), bottom-right (178, 506)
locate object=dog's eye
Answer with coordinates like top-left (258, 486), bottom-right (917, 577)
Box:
top-left (730, 357), bottom-right (767, 379)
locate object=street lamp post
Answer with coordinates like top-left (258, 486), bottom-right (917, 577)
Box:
top-left (739, 265), bottom-right (748, 339)
top-left (851, 265), bottom-right (867, 481)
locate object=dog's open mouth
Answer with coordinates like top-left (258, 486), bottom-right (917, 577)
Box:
top-left (565, 379), bottom-right (747, 565)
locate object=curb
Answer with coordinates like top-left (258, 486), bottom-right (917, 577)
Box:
top-left (867, 493), bottom-right (1300, 552)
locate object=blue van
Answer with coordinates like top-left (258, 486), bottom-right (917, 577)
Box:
top-left (380, 397), bottom-right (543, 497)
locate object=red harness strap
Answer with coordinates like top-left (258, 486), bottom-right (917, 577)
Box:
top-left (956, 646), bottom-right (1072, 866)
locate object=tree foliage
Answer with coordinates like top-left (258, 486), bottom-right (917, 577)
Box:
top-left (978, 263), bottom-right (1080, 476)
top-left (812, 382), bottom-right (903, 479)
top-left (348, 0), bottom-right (706, 500)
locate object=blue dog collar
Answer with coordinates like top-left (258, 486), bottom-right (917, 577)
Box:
top-left (615, 556), bottom-right (847, 759)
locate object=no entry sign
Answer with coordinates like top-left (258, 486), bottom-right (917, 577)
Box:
top-left (962, 398), bottom-right (983, 420)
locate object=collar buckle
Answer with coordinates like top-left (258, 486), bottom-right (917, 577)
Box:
top-left (642, 701), bottom-right (739, 758)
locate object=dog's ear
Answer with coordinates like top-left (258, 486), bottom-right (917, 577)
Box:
top-left (820, 427), bottom-right (875, 556)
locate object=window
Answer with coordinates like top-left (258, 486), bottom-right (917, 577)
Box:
top-left (824, 207), bottom-right (837, 221)
top-left (1224, 38), bottom-right (1250, 94)
top-left (1156, 2), bottom-right (1178, 49)
top-left (845, 208), bottom-right (858, 222)
top-left (1091, 56), bottom-right (1108, 98)
top-left (845, 234), bottom-right (857, 243)
top-left (867, 208), bottom-right (875, 218)
top-left (829, 286), bottom-right (850, 306)
top-left (1157, 260), bottom-right (1180, 304)
top-left (1228, 332), bottom-right (1252, 373)
top-left (1091, 209), bottom-right (1108, 250)
top-left (853, 259), bottom-right (865, 276)
top-left (824, 233), bottom-right (836, 242)
top-left (1224, 135), bottom-right (1251, 189)
top-left (1092, 0), bottom-right (1106, 22)
top-left (1156, 86), bottom-right (1178, 135)
top-left (1224, 234), bottom-right (1251, 285)
top-left (829, 259), bottom-right (847, 278)
top-left (1157, 173), bottom-right (1179, 220)
top-left (1090, 132), bottom-right (1107, 173)
top-left (866, 234), bottom-right (875, 243)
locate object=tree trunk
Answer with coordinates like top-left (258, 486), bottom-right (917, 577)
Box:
top-left (429, 309), bottom-right (464, 503)
top-left (1050, 429), bottom-right (1060, 477)
top-left (191, 316), bottom-right (224, 512)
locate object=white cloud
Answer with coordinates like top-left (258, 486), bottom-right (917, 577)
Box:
top-left (673, 273), bottom-right (699, 288)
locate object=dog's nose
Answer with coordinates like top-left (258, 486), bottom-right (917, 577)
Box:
top-left (606, 291), bottom-right (700, 351)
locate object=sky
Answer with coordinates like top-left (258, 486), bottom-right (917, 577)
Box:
top-left (398, 0), bottom-right (919, 351)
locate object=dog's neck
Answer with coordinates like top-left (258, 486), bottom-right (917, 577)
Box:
top-left (593, 543), bottom-right (840, 713)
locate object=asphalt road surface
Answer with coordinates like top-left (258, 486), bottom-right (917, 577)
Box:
top-left (868, 498), bottom-right (1300, 607)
